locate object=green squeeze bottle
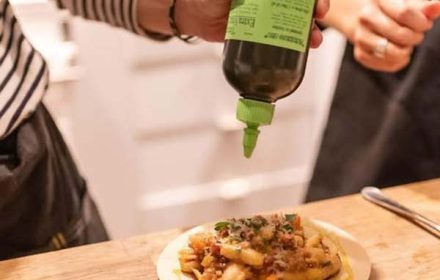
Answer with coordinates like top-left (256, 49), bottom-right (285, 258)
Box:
top-left (223, 0), bottom-right (316, 158)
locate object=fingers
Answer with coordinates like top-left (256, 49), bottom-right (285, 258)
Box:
top-left (420, 1), bottom-right (440, 20)
top-left (354, 47), bottom-right (411, 72)
top-left (377, 0), bottom-right (433, 32)
top-left (353, 21), bottom-right (413, 72)
top-left (354, 46), bottom-right (411, 72)
top-left (310, 23), bottom-right (323, 48)
top-left (311, 0), bottom-right (329, 49)
top-left (315, 0), bottom-right (330, 19)
top-left (351, 0), bottom-right (433, 72)
top-left (359, 4), bottom-right (424, 47)
top-left (353, 25), bottom-right (413, 62)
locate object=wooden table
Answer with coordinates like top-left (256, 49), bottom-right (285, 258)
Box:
top-left (1, 179), bottom-right (439, 280)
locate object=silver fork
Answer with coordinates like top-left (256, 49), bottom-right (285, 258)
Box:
top-left (361, 186), bottom-right (440, 239)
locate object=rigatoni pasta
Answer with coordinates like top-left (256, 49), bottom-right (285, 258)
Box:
top-left (178, 214), bottom-right (343, 280)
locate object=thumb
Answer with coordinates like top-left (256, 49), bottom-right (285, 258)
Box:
top-left (420, 1), bottom-right (440, 20)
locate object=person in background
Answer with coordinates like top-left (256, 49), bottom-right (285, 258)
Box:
top-left (306, 0), bottom-right (440, 201)
top-left (0, 0), bottom-right (329, 260)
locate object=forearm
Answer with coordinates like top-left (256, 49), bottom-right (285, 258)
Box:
top-left (55, 0), bottom-right (150, 35)
top-left (136, 0), bottom-right (171, 35)
top-left (137, 0), bottom-right (198, 36)
top-left (319, 0), bottom-right (368, 41)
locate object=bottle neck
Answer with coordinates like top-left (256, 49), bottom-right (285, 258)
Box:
top-left (239, 94), bottom-right (275, 104)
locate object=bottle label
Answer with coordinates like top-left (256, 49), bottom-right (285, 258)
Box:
top-left (225, 0), bottom-right (315, 52)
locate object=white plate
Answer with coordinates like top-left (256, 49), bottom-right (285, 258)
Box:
top-left (157, 219), bottom-right (371, 280)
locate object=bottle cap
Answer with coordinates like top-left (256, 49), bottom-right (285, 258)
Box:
top-left (236, 98), bottom-right (275, 158)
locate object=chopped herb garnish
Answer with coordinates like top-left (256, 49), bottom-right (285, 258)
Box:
top-left (214, 221), bottom-right (231, 231)
top-left (282, 224), bottom-right (294, 232)
top-left (245, 218), bottom-right (253, 227)
top-left (250, 221), bottom-right (263, 231)
top-left (231, 224), bottom-right (242, 231)
top-left (285, 214), bottom-right (296, 222)
top-left (247, 216), bottom-right (268, 231)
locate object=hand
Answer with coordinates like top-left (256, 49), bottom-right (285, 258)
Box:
top-left (346, 0), bottom-right (440, 72)
top-left (138, 0), bottom-right (330, 48)
top-left (177, 0), bottom-right (330, 46)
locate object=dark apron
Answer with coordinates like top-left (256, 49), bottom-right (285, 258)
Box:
top-left (0, 104), bottom-right (109, 260)
top-left (306, 23), bottom-right (440, 202)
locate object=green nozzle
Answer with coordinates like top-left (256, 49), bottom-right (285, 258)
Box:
top-left (236, 98), bottom-right (275, 158)
top-left (243, 126), bottom-right (260, 158)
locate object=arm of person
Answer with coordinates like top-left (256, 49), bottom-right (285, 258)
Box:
top-left (319, 0), bottom-right (440, 72)
top-left (137, 0), bottom-right (331, 45)
top-left (0, 0), bottom-right (330, 142)
top-left (319, 0), bottom-right (368, 40)
top-left (54, 0), bottom-right (173, 40)
top-left (56, 0), bottom-right (330, 45)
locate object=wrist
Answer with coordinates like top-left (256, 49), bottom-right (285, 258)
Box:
top-left (137, 0), bottom-right (173, 35)
top-left (339, 18), bottom-right (357, 42)
top-left (321, 14), bottom-right (357, 42)
top-left (320, 0), bottom-right (369, 43)
top-left (173, 0), bottom-right (197, 36)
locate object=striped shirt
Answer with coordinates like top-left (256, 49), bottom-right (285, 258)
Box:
top-left (0, 0), bottom-right (148, 139)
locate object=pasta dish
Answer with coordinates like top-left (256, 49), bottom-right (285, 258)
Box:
top-left (178, 214), bottom-right (346, 280)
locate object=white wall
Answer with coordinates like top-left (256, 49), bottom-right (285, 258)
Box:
top-left (13, 1), bottom-right (346, 239)
top-left (70, 23), bottom-right (346, 237)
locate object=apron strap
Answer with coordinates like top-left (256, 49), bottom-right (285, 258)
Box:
top-left (48, 189), bottom-right (93, 250)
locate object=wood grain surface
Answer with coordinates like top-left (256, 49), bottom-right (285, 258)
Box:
top-left (1, 179), bottom-right (439, 280)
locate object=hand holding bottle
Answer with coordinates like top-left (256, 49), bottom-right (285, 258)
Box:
top-left (138, 0), bottom-right (330, 46)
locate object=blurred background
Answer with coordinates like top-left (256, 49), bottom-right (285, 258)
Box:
top-left (13, 0), bottom-right (346, 239)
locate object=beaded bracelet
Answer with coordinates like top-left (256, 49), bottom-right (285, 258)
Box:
top-left (169, 0), bottom-right (197, 43)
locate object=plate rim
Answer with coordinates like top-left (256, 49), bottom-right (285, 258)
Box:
top-left (157, 218), bottom-right (371, 280)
